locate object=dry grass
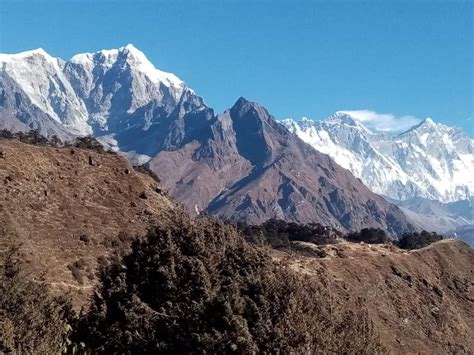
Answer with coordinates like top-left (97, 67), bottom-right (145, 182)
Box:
top-left (0, 138), bottom-right (178, 307)
top-left (275, 239), bottom-right (474, 354)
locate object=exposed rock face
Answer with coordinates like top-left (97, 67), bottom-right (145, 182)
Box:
top-left (149, 98), bottom-right (414, 235)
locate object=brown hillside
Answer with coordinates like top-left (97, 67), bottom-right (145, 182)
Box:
top-left (1, 138), bottom-right (472, 354)
top-left (280, 239), bottom-right (474, 354)
top-left (0, 138), bottom-right (178, 306)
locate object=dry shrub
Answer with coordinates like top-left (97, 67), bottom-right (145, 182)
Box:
top-left (0, 246), bottom-right (73, 354)
top-left (74, 215), bottom-right (385, 354)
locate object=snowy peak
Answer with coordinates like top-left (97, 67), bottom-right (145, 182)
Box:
top-left (0, 46), bottom-right (204, 142)
top-left (0, 47), bottom-right (91, 135)
top-left (70, 44), bottom-right (185, 93)
top-left (0, 48), bottom-right (57, 64)
top-left (329, 112), bottom-right (359, 125)
top-left (284, 114), bottom-right (474, 203)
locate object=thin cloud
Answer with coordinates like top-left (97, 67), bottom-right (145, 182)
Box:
top-left (338, 110), bottom-right (422, 133)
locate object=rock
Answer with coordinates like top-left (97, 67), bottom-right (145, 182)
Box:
top-left (144, 208), bottom-right (153, 215)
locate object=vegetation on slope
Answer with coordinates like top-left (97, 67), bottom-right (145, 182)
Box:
top-left (0, 246), bottom-right (73, 354)
top-left (72, 215), bottom-right (384, 354)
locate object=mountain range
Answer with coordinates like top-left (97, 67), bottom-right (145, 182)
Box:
top-left (1, 44), bottom-right (471, 236)
top-left (283, 114), bottom-right (473, 234)
top-left (282, 115), bottom-right (473, 203)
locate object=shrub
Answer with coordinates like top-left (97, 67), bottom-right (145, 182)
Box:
top-left (0, 246), bottom-right (73, 354)
top-left (239, 219), bottom-right (339, 248)
top-left (398, 231), bottom-right (444, 250)
top-left (133, 165), bottom-right (162, 183)
top-left (346, 228), bottom-right (393, 244)
top-left (73, 136), bottom-right (104, 152)
top-left (73, 216), bottom-right (384, 354)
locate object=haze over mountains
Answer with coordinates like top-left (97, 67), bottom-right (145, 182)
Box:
top-left (1, 44), bottom-right (471, 236)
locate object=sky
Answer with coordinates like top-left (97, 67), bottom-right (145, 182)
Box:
top-left (0, 0), bottom-right (472, 135)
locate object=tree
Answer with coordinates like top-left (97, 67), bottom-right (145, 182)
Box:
top-left (398, 231), bottom-right (444, 250)
top-left (346, 228), bottom-right (393, 244)
top-left (74, 216), bottom-right (384, 354)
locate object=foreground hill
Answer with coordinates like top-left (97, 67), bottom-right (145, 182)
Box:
top-left (0, 137), bottom-right (177, 305)
top-left (282, 239), bottom-right (474, 353)
top-left (0, 138), bottom-right (472, 353)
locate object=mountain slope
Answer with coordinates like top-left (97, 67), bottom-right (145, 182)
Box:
top-left (284, 239), bottom-right (474, 353)
top-left (1, 136), bottom-right (472, 354)
top-left (0, 137), bottom-right (178, 306)
top-left (0, 45), bottom-right (206, 162)
top-left (283, 114), bottom-right (474, 203)
top-left (149, 98), bottom-right (414, 235)
top-left (0, 46), bottom-right (413, 234)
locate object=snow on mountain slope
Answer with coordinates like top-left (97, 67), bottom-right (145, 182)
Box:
top-left (65, 44), bottom-right (188, 132)
top-left (0, 48), bottom-right (90, 135)
top-left (0, 45), bottom-right (202, 158)
top-left (283, 114), bottom-right (474, 203)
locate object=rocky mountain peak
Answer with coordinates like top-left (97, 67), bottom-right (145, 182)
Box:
top-left (286, 113), bottom-right (473, 203)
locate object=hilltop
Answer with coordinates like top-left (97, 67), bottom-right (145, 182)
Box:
top-left (0, 137), bottom-right (178, 306)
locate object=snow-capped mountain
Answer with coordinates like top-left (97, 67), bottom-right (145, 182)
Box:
top-left (65, 44), bottom-right (187, 133)
top-left (0, 45), bottom-right (415, 234)
top-left (0, 44), bottom-right (203, 161)
top-left (0, 48), bottom-right (90, 136)
top-left (282, 114), bottom-right (474, 203)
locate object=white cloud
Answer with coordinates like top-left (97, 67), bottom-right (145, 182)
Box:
top-left (338, 110), bottom-right (422, 133)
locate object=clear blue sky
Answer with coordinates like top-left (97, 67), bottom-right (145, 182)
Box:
top-left (0, 0), bottom-right (472, 135)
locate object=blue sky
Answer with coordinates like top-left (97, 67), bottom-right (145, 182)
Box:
top-left (0, 0), bottom-right (472, 135)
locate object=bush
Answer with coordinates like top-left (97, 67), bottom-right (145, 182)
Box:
top-left (398, 231), bottom-right (444, 250)
top-left (346, 228), bottom-right (393, 244)
top-left (239, 219), bottom-right (339, 248)
top-left (73, 135), bottom-right (104, 152)
top-left (73, 216), bottom-right (384, 354)
top-left (0, 246), bottom-right (73, 354)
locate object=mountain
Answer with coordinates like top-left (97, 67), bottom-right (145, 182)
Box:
top-left (0, 49), bottom-right (90, 138)
top-left (0, 46), bottom-right (414, 234)
top-left (390, 196), bottom-right (473, 234)
top-left (148, 97), bottom-right (413, 234)
top-left (283, 114), bottom-right (474, 203)
top-left (451, 225), bottom-right (474, 247)
top-left (0, 44), bottom-right (204, 163)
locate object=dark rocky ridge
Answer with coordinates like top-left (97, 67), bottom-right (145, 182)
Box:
top-left (149, 97), bottom-right (414, 235)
